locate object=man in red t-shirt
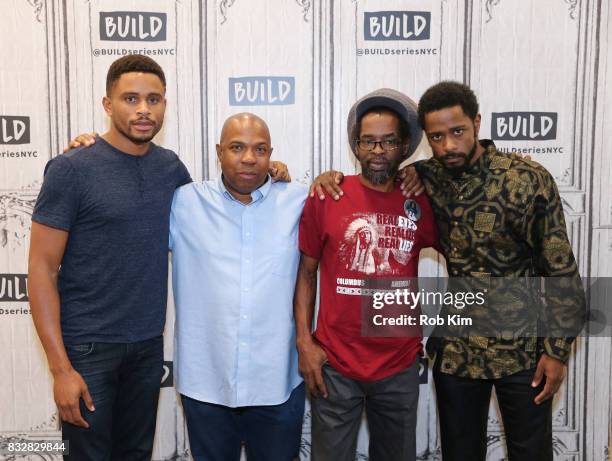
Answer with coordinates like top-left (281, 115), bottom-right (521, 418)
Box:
top-left (294, 88), bottom-right (439, 461)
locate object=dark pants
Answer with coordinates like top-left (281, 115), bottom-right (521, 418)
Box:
top-left (311, 362), bottom-right (419, 461)
top-left (62, 336), bottom-right (164, 461)
top-left (434, 368), bottom-right (553, 461)
top-left (181, 382), bottom-right (305, 461)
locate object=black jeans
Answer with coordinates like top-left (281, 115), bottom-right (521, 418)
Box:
top-left (434, 368), bottom-right (553, 461)
top-left (62, 336), bottom-right (164, 461)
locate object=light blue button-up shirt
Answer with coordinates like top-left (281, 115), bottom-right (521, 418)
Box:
top-left (169, 175), bottom-right (307, 407)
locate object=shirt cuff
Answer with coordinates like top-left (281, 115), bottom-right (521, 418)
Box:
top-left (542, 337), bottom-right (573, 363)
top-left (31, 212), bottom-right (71, 231)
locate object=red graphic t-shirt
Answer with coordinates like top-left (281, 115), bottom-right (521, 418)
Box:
top-left (299, 175), bottom-right (439, 381)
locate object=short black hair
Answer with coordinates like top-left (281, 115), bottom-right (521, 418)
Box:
top-left (105, 55), bottom-right (166, 96)
top-left (357, 106), bottom-right (411, 142)
top-left (417, 81), bottom-right (479, 128)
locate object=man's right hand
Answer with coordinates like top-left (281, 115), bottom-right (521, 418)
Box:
top-left (297, 338), bottom-right (329, 398)
top-left (53, 368), bottom-right (95, 428)
top-left (309, 170), bottom-right (345, 200)
top-left (63, 132), bottom-right (98, 153)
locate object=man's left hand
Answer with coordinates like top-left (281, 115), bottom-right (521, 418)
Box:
top-left (269, 161), bottom-right (291, 183)
top-left (532, 354), bottom-right (566, 404)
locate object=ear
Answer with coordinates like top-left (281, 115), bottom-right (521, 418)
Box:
top-left (102, 96), bottom-right (112, 117)
top-left (215, 143), bottom-right (222, 162)
top-left (473, 113), bottom-right (482, 137)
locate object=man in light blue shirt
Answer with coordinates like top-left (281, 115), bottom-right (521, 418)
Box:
top-left (169, 113), bottom-right (307, 461)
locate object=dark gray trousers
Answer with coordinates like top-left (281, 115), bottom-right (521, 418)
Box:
top-left (310, 362), bottom-right (419, 461)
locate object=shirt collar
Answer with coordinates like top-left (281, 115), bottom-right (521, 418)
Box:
top-left (217, 173), bottom-right (272, 205)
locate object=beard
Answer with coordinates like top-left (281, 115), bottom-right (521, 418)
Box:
top-left (442, 138), bottom-right (478, 176)
top-left (360, 156), bottom-right (402, 185)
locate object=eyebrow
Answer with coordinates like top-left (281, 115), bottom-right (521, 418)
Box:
top-left (226, 140), bottom-right (270, 146)
top-left (427, 124), bottom-right (468, 134)
top-left (360, 132), bottom-right (398, 138)
top-left (120, 92), bottom-right (163, 97)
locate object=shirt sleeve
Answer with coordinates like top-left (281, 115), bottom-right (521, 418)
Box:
top-left (524, 168), bottom-right (586, 363)
top-left (419, 194), bottom-right (442, 253)
top-left (169, 189), bottom-right (179, 251)
top-left (411, 159), bottom-right (427, 175)
top-left (299, 196), bottom-right (324, 260)
top-left (173, 155), bottom-right (192, 187)
top-left (31, 156), bottom-right (80, 231)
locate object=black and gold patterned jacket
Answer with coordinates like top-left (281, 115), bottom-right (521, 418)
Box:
top-left (414, 140), bottom-right (585, 379)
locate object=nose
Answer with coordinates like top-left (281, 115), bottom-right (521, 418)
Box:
top-left (371, 141), bottom-right (385, 155)
top-left (443, 137), bottom-right (458, 153)
top-left (240, 147), bottom-right (257, 164)
top-left (136, 100), bottom-right (151, 116)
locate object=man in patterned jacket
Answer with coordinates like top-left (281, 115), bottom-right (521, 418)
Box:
top-left (413, 81), bottom-right (585, 461)
top-left (312, 81), bottom-right (585, 460)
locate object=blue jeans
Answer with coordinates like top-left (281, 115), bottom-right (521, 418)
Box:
top-left (62, 336), bottom-right (164, 461)
top-left (181, 382), bottom-right (305, 461)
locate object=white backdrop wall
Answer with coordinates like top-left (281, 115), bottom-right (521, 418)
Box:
top-left (0, 1), bottom-right (610, 460)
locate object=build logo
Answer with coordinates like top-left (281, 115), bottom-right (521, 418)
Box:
top-left (229, 77), bottom-right (295, 106)
top-left (364, 11), bottom-right (431, 41)
top-left (0, 117), bottom-right (30, 145)
top-left (491, 112), bottom-right (558, 141)
top-left (161, 361), bottom-right (173, 387)
top-left (100, 12), bottom-right (167, 41)
top-left (0, 274), bottom-right (28, 302)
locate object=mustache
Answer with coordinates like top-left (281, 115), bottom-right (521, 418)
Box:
top-left (443, 152), bottom-right (466, 159)
top-left (367, 158), bottom-right (390, 163)
top-left (365, 155), bottom-right (391, 163)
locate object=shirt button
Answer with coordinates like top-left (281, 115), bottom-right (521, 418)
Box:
top-left (240, 342), bottom-right (247, 347)
top-left (245, 259), bottom-right (250, 263)
top-left (243, 287), bottom-right (249, 292)
top-left (242, 314), bottom-right (248, 320)
top-left (245, 232), bottom-right (251, 237)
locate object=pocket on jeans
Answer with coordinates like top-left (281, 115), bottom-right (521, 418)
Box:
top-left (65, 342), bottom-right (95, 359)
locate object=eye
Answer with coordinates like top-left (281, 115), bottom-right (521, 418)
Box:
top-left (230, 144), bottom-right (243, 152)
top-left (125, 96), bottom-right (138, 104)
top-left (383, 139), bottom-right (400, 148)
top-left (255, 146), bottom-right (268, 155)
top-left (453, 128), bottom-right (464, 136)
top-left (429, 134), bottom-right (442, 142)
top-left (148, 96), bottom-right (161, 105)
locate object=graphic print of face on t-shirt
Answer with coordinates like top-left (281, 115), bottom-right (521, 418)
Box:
top-left (339, 212), bottom-right (417, 275)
